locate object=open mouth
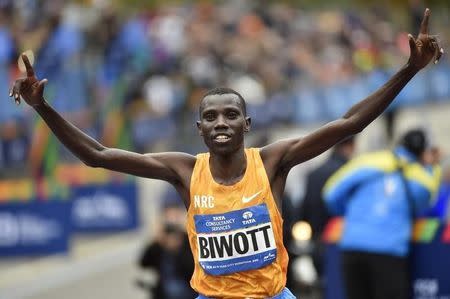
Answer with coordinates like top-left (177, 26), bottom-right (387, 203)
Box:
top-left (213, 134), bottom-right (231, 143)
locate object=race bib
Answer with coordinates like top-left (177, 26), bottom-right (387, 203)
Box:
top-left (194, 203), bottom-right (277, 275)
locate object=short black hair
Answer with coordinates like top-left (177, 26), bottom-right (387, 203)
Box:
top-left (200, 87), bottom-right (247, 116)
top-left (400, 129), bottom-right (428, 158)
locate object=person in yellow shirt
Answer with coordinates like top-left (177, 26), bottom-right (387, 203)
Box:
top-left (8, 9), bottom-right (442, 299)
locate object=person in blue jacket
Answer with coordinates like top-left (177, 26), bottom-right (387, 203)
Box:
top-left (324, 129), bottom-right (441, 299)
top-left (427, 157), bottom-right (450, 221)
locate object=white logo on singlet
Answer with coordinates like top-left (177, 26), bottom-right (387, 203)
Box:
top-left (242, 191), bottom-right (262, 204)
top-left (194, 195), bottom-right (215, 208)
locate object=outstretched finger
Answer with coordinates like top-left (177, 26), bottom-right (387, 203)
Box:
top-left (21, 54), bottom-right (35, 77)
top-left (419, 8), bottom-right (430, 35)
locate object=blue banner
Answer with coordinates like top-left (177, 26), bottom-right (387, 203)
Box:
top-left (324, 222), bottom-right (450, 299)
top-left (411, 225), bottom-right (450, 299)
top-left (0, 200), bottom-right (71, 256)
top-left (71, 181), bottom-right (139, 232)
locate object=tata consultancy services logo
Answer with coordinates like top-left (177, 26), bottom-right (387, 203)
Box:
top-left (242, 211), bottom-right (256, 225)
top-left (242, 211), bottom-right (253, 220)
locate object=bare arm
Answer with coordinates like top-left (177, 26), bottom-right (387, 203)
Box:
top-left (33, 101), bottom-right (194, 182)
top-left (262, 8), bottom-right (443, 174)
top-left (9, 56), bottom-right (196, 189)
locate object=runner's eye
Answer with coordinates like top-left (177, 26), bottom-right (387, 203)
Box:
top-left (227, 112), bottom-right (238, 119)
top-left (204, 113), bottom-right (216, 121)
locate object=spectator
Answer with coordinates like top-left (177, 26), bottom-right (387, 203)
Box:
top-left (298, 136), bottom-right (356, 280)
top-left (427, 157), bottom-right (450, 221)
top-left (324, 128), bottom-right (441, 299)
top-left (137, 220), bottom-right (195, 299)
top-left (0, 6), bottom-right (26, 177)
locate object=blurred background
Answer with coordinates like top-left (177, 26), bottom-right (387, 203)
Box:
top-left (0, 0), bottom-right (449, 298)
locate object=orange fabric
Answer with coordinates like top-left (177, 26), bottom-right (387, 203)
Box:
top-left (186, 148), bottom-right (289, 298)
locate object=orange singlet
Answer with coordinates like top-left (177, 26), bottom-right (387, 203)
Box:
top-left (186, 148), bottom-right (289, 298)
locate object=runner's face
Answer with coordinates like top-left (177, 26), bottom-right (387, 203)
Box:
top-left (197, 94), bottom-right (250, 155)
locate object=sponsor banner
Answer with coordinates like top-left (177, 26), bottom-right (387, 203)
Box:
top-left (195, 204), bottom-right (277, 275)
top-left (0, 200), bottom-right (71, 256)
top-left (412, 224), bottom-right (450, 299)
top-left (324, 245), bottom-right (346, 299)
top-left (71, 182), bottom-right (139, 232)
top-left (324, 220), bottom-right (450, 299)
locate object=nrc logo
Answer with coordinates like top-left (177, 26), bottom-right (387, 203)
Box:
top-left (194, 195), bottom-right (215, 208)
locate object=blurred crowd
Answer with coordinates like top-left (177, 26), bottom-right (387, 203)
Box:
top-left (0, 1), bottom-right (449, 298)
top-left (1, 0), bottom-right (449, 179)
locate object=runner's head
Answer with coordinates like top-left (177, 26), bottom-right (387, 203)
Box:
top-left (197, 88), bottom-right (251, 155)
top-left (199, 88), bottom-right (247, 116)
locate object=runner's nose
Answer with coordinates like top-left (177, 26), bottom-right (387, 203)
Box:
top-left (214, 115), bottom-right (229, 129)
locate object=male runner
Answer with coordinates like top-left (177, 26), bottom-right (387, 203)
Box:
top-left (9, 8), bottom-right (443, 299)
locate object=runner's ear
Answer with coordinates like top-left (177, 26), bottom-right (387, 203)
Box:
top-left (244, 117), bottom-right (251, 132)
top-left (197, 121), bottom-right (203, 136)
